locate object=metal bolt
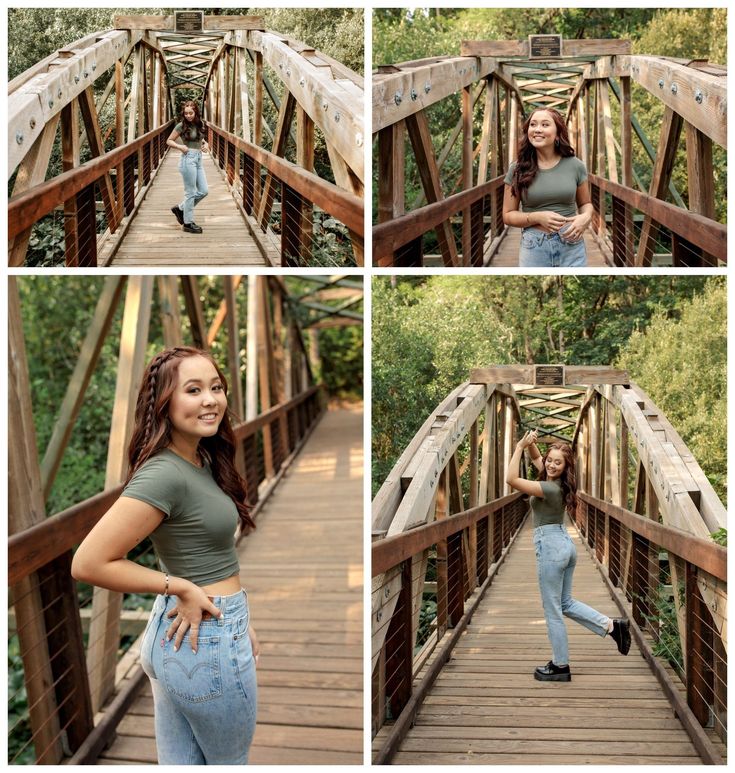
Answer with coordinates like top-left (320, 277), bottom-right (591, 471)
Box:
top-left (384, 587), bottom-right (390, 598)
top-left (356, 133), bottom-right (363, 147)
top-left (74, 75), bottom-right (80, 84)
top-left (29, 117), bottom-right (36, 129)
top-left (286, 68), bottom-right (291, 77)
top-left (424, 82), bottom-right (431, 94)
top-left (299, 77), bottom-right (305, 86)
top-left (334, 112), bottom-right (340, 123)
top-left (57, 88), bottom-right (62, 98)
top-left (671, 83), bottom-right (678, 95)
top-left (92, 62), bottom-right (97, 71)
top-left (83, 70), bottom-right (88, 78)
top-left (410, 88), bottom-right (417, 101)
top-left (376, 611), bottom-right (383, 622)
top-left (16, 131), bottom-right (23, 144)
top-left (394, 91), bottom-right (402, 106)
top-left (658, 79), bottom-right (664, 89)
top-left (48, 98), bottom-right (54, 109)
top-left (322, 101), bottom-right (328, 111)
top-left (695, 89), bottom-right (703, 103)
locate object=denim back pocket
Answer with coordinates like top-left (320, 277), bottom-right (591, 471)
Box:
top-left (163, 635), bottom-right (222, 702)
top-left (520, 230), bottom-right (545, 250)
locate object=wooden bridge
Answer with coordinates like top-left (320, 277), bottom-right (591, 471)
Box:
top-left (372, 366), bottom-right (726, 764)
top-left (8, 14), bottom-right (364, 267)
top-left (8, 275), bottom-right (364, 764)
top-left (373, 38), bottom-right (726, 267)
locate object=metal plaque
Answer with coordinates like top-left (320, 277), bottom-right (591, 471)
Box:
top-left (175, 11), bottom-right (204, 33)
top-left (529, 34), bottom-right (562, 59)
top-left (535, 364), bottom-right (565, 386)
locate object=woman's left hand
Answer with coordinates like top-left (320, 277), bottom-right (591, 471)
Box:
top-left (517, 430), bottom-right (538, 450)
top-left (560, 213), bottom-right (591, 242)
top-left (201, 140), bottom-right (210, 153)
top-left (249, 625), bottom-right (260, 666)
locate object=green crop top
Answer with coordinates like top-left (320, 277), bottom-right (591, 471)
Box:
top-left (174, 121), bottom-right (203, 150)
top-left (504, 156), bottom-right (588, 217)
top-left (530, 480), bottom-right (566, 528)
top-left (122, 449), bottom-right (240, 586)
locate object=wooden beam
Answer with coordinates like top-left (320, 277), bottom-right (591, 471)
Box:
top-left (181, 276), bottom-right (208, 349)
top-left (461, 39), bottom-right (632, 57)
top-left (461, 84), bottom-right (473, 266)
top-left (257, 92), bottom-right (296, 228)
top-left (471, 365), bottom-right (629, 385)
top-left (41, 277), bottom-right (126, 497)
top-left (405, 110), bottom-right (459, 266)
top-left (87, 277), bottom-right (152, 714)
top-left (113, 14), bottom-right (264, 31)
top-left (157, 276), bottom-right (183, 347)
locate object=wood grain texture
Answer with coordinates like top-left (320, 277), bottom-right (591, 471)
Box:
top-left (110, 152), bottom-right (265, 265)
top-left (376, 516), bottom-right (703, 765)
top-left (97, 405), bottom-right (363, 765)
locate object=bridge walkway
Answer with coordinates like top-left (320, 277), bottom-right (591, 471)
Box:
top-left (97, 404), bottom-right (364, 764)
top-left (376, 515), bottom-right (703, 765)
top-left (110, 151), bottom-right (267, 266)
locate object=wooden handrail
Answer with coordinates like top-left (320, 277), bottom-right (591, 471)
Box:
top-left (207, 123), bottom-right (364, 235)
top-left (373, 492), bottom-right (522, 575)
top-left (8, 121), bottom-right (175, 239)
top-left (588, 173), bottom-right (726, 259)
top-left (579, 493), bottom-right (726, 580)
top-left (8, 386), bottom-right (322, 586)
top-left (372, 176), bottom-right (503, 259)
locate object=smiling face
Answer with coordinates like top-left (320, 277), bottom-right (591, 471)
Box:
top-left (527, 110), bottom-right (558, 151)
top-left (545, 448), bottom-right (567, 480)
top-left (183, 105), bottom-right (196, 122)
top-left (167, 355), bottom-right (228, 445)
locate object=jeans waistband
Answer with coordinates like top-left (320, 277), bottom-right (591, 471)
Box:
top-left (152, 588), bottom-right (249, 622)
top-left (533, 523), bottom-right (567, 535)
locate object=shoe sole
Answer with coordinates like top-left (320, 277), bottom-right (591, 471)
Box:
top-left (533, 672), bottom-right (571, 682)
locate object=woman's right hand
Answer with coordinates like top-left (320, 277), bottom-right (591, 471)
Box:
top-left (180, 145), bottom-right (189, 155)
top-left (533, 211), bottom-right (568, 232)
top-left (166, 581), bottom-right (222, 653)
top-left (517, 430), bottom-right (538, 450)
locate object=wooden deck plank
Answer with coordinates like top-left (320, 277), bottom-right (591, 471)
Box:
top-left (383, 516), bottom-right (704, 765)
top-left (98, 404), bottom-right (363, 765)
top-left (110, 152), bottom-right (266, 266)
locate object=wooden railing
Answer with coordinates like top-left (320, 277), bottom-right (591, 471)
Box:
top-left (207, 124), bottom-right (364, 267)
top-left (8, 121), bottom-right (174, 267)
top-left (371, 493), bottom-right (526, 762)
top-left (589, 174), bottom-right (726, 266)
top-left (8, 386), bottom-right (325, 764)
top-left (576, 494), bottom-right (726, 763)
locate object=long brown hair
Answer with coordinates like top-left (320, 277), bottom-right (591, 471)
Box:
top-left (179, 100), bottom-right (205, 142)
top-left (125, 346), bottom-right (254, 531)
top-left (539, 442), bottom-right (577, 516)
top-left (511, 108), bottom-right (576, 201)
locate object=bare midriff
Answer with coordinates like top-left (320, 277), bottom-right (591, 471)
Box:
top-left (200, 572), bottom-right (242, 596)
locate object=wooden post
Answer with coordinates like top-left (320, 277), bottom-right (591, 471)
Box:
top-left (61, 99), bottom-right (81, 263)
top-left (157, 276), bottom-right (183, 347)
top-left (461, 84), bottom-right (473, 266)
top-left (245, 276), bottom-right (259, 420)
top-left (87, 277), bottom-right (153, 714)
top-left (9, 279), bottom-right (65, 763)
top-left (636, 107), bottom-right (683, 266)
top-left (253, 50), bottom-right (264, 204)
top-left (115, 58), bottom-right (125, 225)
top-left (224, 276), bottom-right (246, 477)
top-left (685, 563), bottom-right (714, 727)
top-left (683, 122), bottom-right (715, 265)
top-left (508, 95), bottom-right (519, 166)
top-left (296, 106), bottom-right (315, 257)
top-left (383, 559), bottom-right (414, 720)
top-left (181, 276), bottom-right (208, 349)
top-left (257, 92), bottom-right (296, 228)
top-left (238, 48), bottom-right (251, 141)
top-left (435, 467), bottom-right (449, 639)
top-left (257, 278), bottom-right (275, 477)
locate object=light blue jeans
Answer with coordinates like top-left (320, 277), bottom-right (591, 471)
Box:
top-left (139, 589), bottom-right (257, 764)
top-left (533, 524), bottom-right (610, 665)
top-left (519, 226), bottom-right (587, 267)
top-left (178, 150), bottom-right (208, 224)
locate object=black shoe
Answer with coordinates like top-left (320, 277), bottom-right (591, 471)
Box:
top-left (171, 205), bottom-right (184, 225)
top-left (183, 222), bottom-right (203, 234)
top-left (534, 660), bottom-right (571, 682)
top-left (610, 618), bottom-right (631, 655)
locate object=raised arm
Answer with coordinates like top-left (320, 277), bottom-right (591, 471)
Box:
top-left (506, 430), bottom-right (544, 497)
top-left (71, 496), bottom-right (221, 652)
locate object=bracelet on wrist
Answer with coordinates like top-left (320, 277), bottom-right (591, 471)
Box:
top-left (164, 573), bottom-right (170, 597)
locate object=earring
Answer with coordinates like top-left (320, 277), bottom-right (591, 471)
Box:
top-left (554, 139), bottom-right (560, 148)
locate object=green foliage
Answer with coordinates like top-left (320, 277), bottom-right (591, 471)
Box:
top-left (644, 583), bottom-right (684, 674)
top-left (710, 528), bottom-right (727, 547)
top-left (616, 278), bottom-right (726, 504)
top-left (372, 276), bottom-right (719, 496)
top-left (8, 637), bottom-right (34, 765)
top-left (316, 325), bottom-right (363, 400)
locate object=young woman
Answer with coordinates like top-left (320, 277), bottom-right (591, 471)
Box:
top-left (503, 108), bottom-right (593, 268)
top-left (506, 430), bottom-right (630, 681)
top-left (72, 346), bottom-right (259, 764)
top-left (167, 101), bottom-right (209, 234)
